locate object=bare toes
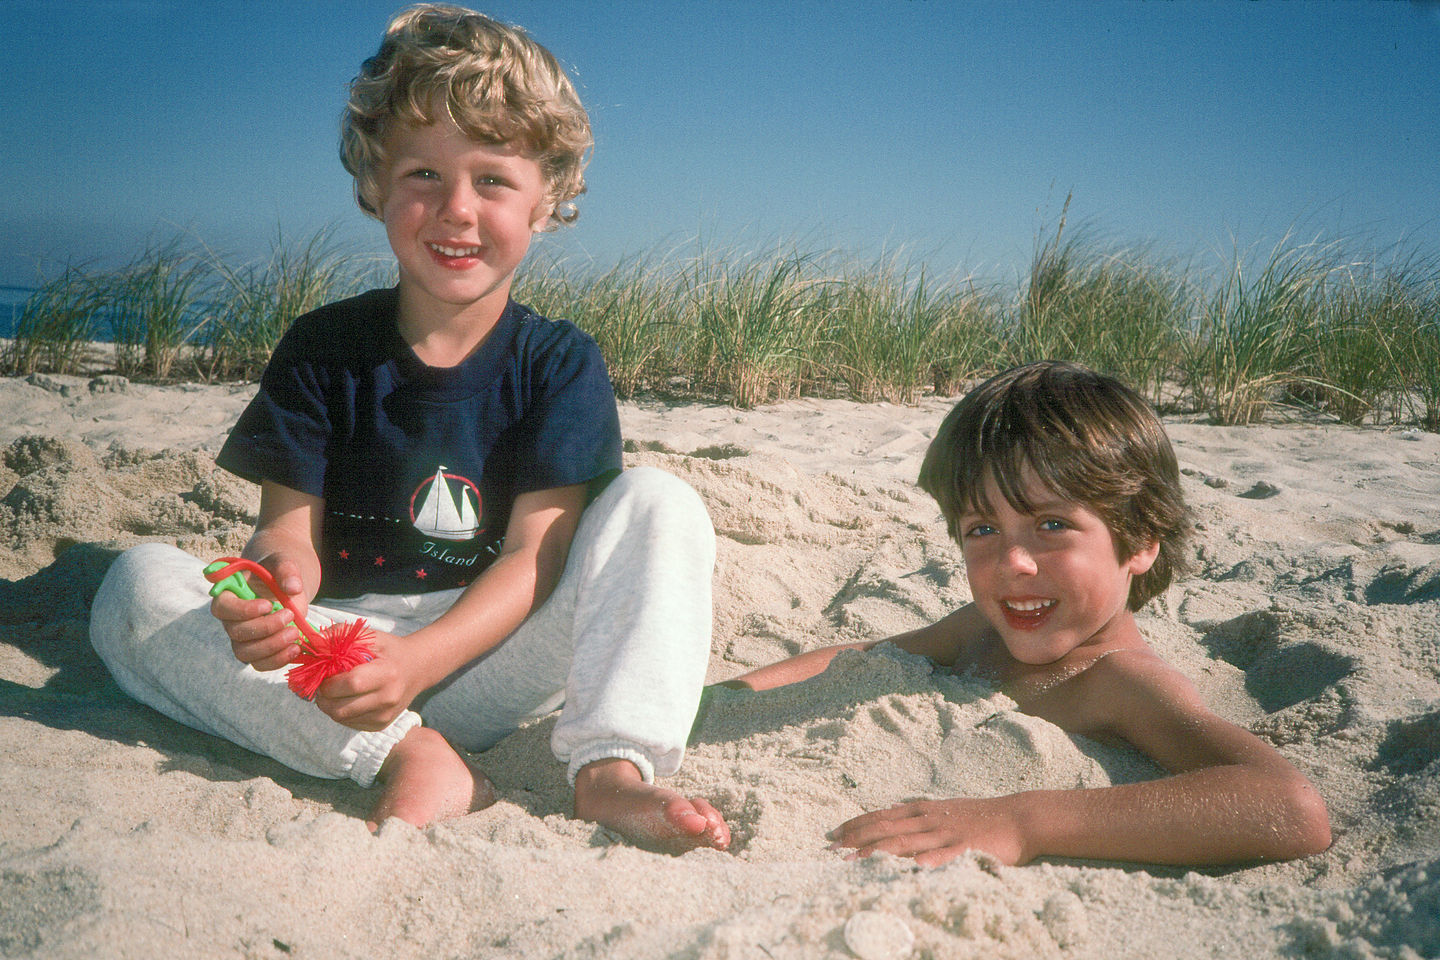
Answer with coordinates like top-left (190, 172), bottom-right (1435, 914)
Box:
top-left (688, 797), bottom-right (732, 849)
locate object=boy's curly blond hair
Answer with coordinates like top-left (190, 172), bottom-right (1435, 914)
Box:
top-left (340, 3), bottom-right (591, 228)
top-left (919, 361), bottom-right (1193, 611)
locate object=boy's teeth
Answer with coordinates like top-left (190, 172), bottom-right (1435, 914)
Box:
top-left (1005, 599), bottom-right (1055, 612)
top-left (431, 243), bottom-right (481, 257)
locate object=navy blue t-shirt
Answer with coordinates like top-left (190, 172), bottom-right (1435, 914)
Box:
top-left (216, 288), bottom-right (622, 599)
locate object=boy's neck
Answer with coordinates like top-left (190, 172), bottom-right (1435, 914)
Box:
top-left (396, 281), bottom-right (512, 369)
top-left (984, 608), bottom-right (1147, 696)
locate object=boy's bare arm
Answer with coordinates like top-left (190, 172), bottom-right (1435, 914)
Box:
top-left (315, 483), bottom-right (587, 730)
top-left (1047, 652), bottom-right (1331, 862)
top-left (726, 603), bottom-right (991, 691)
top-left (245, 480), bottom-right (325, 594)
top-left (832, 653), bottom-right (1331, 866)
top-left (212, 480), bottom-right (325, 671)
top-left (405, 481), bottom-right (587, 681)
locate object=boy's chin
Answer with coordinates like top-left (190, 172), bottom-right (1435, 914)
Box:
top-left (999, 633), bottom-right (1079, 666)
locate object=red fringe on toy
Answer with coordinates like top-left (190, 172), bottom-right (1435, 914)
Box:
top-left (286, 618), bottom-right (376, 701)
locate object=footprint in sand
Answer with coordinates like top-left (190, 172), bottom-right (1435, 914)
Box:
top-left (1238, 480), bottom-right (1283, 499)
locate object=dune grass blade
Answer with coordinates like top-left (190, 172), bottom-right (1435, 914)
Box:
top-left (824, 256), bottom-right (1001, 403)
top-left (1299, 262), bottom-right (1408, 425)
top-left (689, 248), bottom-right (828, 408)
top-left (1406, 317), bottom-right (1440, 432)
top-left (1181, 237), bottom-right (1335, 425)
top-left (204, 228), bottom-right (378, 380)
top-left (5, 220), bottom-right (1440, 429)
top-left (926, 287), bottom-right (1007, 397)
top-left (1388, 271), bottom-right (1440, 431)
top-left (2, 268), bottom-right (102, 376)
top-left (1011, 213), bottom-right (1191, 406)
top-left (101, 239), bottom-right (213, 380)
top-left (519, 253), bottom-right (682, 399)
top-left (823, 258), bottom-right (922, 403)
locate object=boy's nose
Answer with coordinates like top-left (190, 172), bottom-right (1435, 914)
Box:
top-left (440, 183), bottom-right (478, 224)
top-left (1003, 542), bottom-right (1038, 575)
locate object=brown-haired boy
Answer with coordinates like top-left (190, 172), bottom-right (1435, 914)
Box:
top-left (731, 361), bottom-right (1330, 866)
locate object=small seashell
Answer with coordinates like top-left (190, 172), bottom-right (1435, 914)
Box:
top-left (843, 909), bottom-right (914, 960)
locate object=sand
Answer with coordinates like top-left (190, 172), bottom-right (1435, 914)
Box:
top-left (1, 370), bottom-right (1437, 959)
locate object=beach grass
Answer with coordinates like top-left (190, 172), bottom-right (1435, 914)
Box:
top-left (1010, 208), bottom-right (1190, 405)
top-left (684, 246), bottom-right (832, 408)
top-left (518, 252), bottom-right (687, 400)
top-left (1178, 236), bottom-right (1333, 425)
top-left (6, 223), bottom-right (1439, 429)
top-left (200, 228), bottom-right (383, 381)
top-left (104, 239), bottom-right (212, 380)
top-left (2, 266), bottom-right (103, 376)
top-left (1302, 260), bottom-right (1407, 425)
top-left (821, 258), bottom-right (936, 404)
top-left (1387, 263), bottom-right (1440, 430)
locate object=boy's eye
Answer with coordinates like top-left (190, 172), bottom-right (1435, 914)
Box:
top-left (1039, 518), bottom-right (1069, 532)
top-left (962, 523), bottom-right (996, 539)
top-left (406, 168), bottom-right (439, 181)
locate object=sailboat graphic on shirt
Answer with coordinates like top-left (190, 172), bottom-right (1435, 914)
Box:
top-left (410, 466), bottom-right (482, 541)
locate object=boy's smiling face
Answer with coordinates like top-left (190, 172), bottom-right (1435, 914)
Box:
top-left (379, 117), bottom-right (554, 326)
top-left (958, 469), bottom-right (1159, 665)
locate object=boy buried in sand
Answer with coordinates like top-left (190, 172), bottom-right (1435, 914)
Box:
top-left (731, 361), bottom-right (1330, 867)
top-left (89, 4), bottom-right (728, 853)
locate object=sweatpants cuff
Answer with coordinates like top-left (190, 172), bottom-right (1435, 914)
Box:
top-left (344, 710), bottom-right (423, 787)
top-left (566, 742), bottom-right (656, 785)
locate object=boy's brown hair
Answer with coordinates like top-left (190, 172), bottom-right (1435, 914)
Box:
top-left (340, 3), bottom-right (592, 226)
top-left (919, 360), bottom-right (1192, 610)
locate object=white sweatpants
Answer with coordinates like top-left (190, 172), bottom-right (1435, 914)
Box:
top-left (89, 467), bottom-right (715, 789)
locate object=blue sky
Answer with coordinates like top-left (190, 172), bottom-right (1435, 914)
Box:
top-left (3, 1), bottom-right (1438, 291)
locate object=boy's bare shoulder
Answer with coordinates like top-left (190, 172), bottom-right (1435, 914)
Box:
top-left (1022, 644), bottom-right (1206, 738)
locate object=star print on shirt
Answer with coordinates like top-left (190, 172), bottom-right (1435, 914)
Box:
top-left (373, 556), bottom-right (385, 567)
top-left (338, 549), bottom-right (349, 559)
top-left (415, 568), bottom-right (428, 580)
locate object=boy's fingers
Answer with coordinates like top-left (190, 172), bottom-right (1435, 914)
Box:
top-left (864, 829), bottom-right (952, 860)
top-left (831, 802), bottom-right (917, 838)
top-left (211, 593), bottom-right (275, 622)
top-left (314, 668), bottom-right (402, 713)
top-left (247, 646), bottom-right (300, 672)
top-left (213, 603), bottom-right (294, 656)
top-left (314, 691), bottom-right (398, 731)
top-left (313, 660), bottom-right (386, 699)
top-left (831, 811), bottom-right (928, 850)
top-left (232, 625), bottom-right (299, 662)
top-left (842, 828), bottom-right (945, 862)
top-left (210, 601), bottom-right (292, 639)
top-left (270, 558), bottom-right (305, 600)
top-left (314, 678), bottom-right (361, 705)
top-left (912, 845), bottom-right (971, 868)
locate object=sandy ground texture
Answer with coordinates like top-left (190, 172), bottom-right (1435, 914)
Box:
top-left (1, 370), bottom-right (1438, 960)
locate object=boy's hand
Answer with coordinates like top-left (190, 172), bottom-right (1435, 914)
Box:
top-left (313, 629), bottom-right (424, 731)
top-left (829, 797), bottom-right (1028, 867)
top-left (209, 557), bottom-right (310, 672)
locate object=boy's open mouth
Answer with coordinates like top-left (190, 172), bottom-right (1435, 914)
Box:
top-left (1000, 598), bottom-right (1056, 630)
top-left (428, 242), bottom-right (483, 264)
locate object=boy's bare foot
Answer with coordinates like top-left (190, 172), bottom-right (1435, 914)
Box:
top-left (367, 726), bottom-right (496, 830)
top-left (572, 757), bottom-right (731, 854)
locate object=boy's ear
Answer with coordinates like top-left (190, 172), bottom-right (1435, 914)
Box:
top-left (1125, 539), bottom-right (1161, 576)
top-left (530, 199), bottom-right (556, 232)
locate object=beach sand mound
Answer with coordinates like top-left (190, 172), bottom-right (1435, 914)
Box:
top-left (0, 377), bottom-right (1437, 958)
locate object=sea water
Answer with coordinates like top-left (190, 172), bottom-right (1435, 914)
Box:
top-left (0, 285), bottom-right (32, 340)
